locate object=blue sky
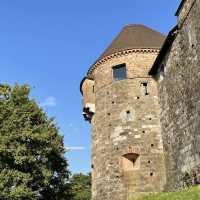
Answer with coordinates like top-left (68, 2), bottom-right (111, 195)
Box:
top-left (0, 0), bottom-right (180, 174)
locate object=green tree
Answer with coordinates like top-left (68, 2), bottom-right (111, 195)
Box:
top-left (70, 173), bottom-right (91, 200)
top-left (0, 84), bottom-right (72, 200)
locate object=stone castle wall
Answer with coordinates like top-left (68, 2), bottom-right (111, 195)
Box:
top-left (85, 51), bottom-right (166, 200)
top-left (154, 0), bottom-right (200, 190)
top-left (81, 0), bottom-right (200, 198)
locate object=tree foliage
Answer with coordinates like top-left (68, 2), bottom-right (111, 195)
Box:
top-left (0, 84), bottom-right (72, 200)
top-left (70, 173), bottom-right (91, 200)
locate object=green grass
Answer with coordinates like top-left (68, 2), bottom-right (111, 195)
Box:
top-left (140, 186), bottom-right (200, 200)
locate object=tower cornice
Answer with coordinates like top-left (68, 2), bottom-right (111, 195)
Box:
top-left (87, 48), bottom-right (160, 76)
top-left (80, 48), bottom-right (160, 94)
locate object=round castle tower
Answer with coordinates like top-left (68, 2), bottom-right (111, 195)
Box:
top-left (80, 25), bottom-right (167, 200)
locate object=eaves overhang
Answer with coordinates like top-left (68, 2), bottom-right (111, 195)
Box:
top-left (87, 47), bottom-right (161, 76)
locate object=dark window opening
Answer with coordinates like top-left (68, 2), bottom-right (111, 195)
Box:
top-left (122, 153), bottom-right (139, 171)
top-left (113, 64), bottom-right (127, 81)
top-left (124, 153), bottom-right (139, 163)
top-left (92, 85), bottom-right (95, 93)
top-left (151, 144), bottom-right (154, 147)
top-left (126, 110), bottom-right (132, 121)
top-left (150, 172), bottom-right (154, 176)
top-left (141, 82), bottom-right (149, 95)
top-left (142, 82), bottom-right (147, 87)
top-left (161, 64), bottom-right (165, 73)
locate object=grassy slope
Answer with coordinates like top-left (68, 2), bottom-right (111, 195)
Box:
top-left (140, 186), bottom-right (200, 200)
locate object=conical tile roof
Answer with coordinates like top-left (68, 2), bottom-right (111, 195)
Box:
top-left (98, 24), bottom-right (165, 60)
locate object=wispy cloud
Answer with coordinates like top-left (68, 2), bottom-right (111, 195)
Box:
top-left (65, 146), bottom-right (86, 151)
top-left (40, 96), bottom-right (57, 107)
top-left (68, 123), bottom-right (73, 128)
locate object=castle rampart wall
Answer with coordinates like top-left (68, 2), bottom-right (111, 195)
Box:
top-left (154, 0), bottom-right (200, 190)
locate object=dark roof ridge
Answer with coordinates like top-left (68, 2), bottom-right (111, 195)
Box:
top-left (175, 0), bottom-right (186, 16)
top-left (149, 25), bottom-right (178, 75)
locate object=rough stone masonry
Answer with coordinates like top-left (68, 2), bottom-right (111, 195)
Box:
top-left (80, 25), bottom-right (167, 200)
top-left (80, 0), bottom-right (200, 199)
top-left (149, 0), bottom-right (200, 191)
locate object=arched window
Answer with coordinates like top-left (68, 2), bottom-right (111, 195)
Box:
top-left (122, 153), bottom-right (140, 171)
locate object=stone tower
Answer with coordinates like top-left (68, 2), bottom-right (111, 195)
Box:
top-left (80, 25), bottom-right (167, 200)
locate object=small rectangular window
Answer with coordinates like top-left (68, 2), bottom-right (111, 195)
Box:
top-left (113, 64), bottom-right (127, 81)
top-left (141, 82), bottom-right (149, 95)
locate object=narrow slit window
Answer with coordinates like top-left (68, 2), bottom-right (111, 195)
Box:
top-left (160, 64), bottom-right (165, 73)
top-left (126, 110), bottom-right (131, 121)
top-left (141, 82), bottom-right (149, 95)
top-left (158, 64), bottom-right (165, 81)
top-left (113, 64), bottom-right (127, 81)
top-left (92, 85), bottom-right (95, 93)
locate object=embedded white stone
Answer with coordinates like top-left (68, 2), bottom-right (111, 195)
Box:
top-left (134, 135), bottom-right (141, 139)
top-left (142, 125), bottom-right (158, 128)
top-left (85, 103), bottom-right (95, 113)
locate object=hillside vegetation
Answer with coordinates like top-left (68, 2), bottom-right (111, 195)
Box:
top-left (139, 186), bottom-right (200, 200)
